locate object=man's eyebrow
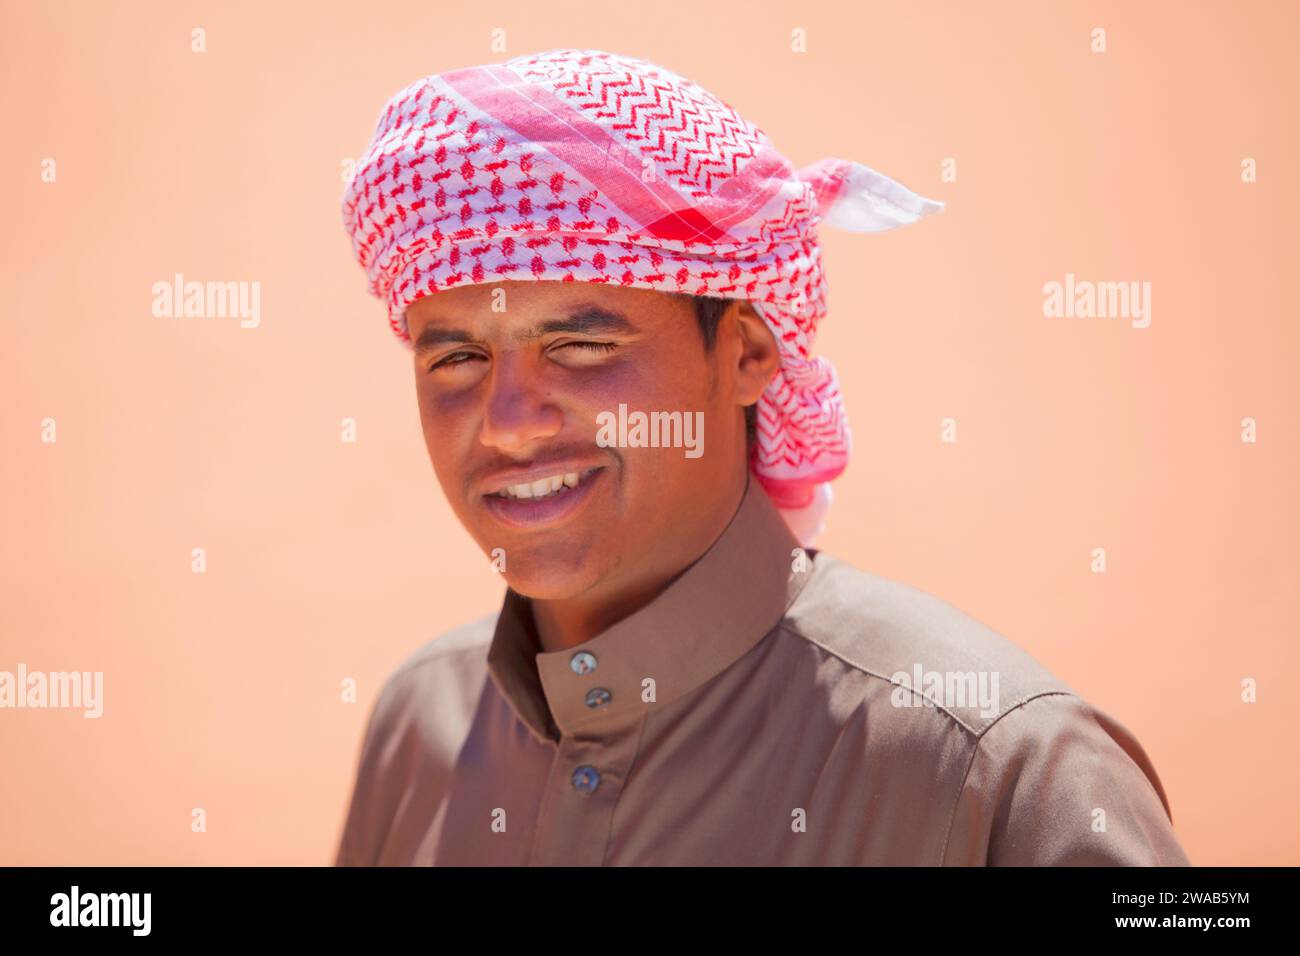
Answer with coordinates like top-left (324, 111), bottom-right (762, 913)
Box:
top-left (412, 305), bottom-right (639, 354)
top-left (520, 306), bottom-right (639, 342)
top-left (413, 325), bottom-right (481, 354)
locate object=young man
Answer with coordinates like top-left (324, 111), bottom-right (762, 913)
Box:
top-left (334, 48), bottom-right (1191, 865)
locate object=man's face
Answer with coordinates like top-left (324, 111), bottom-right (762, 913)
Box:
top-left (405, 281), bottom-right (766, 601)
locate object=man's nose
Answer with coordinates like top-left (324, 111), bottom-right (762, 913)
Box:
top-left (478, 353), bottom-right (563, 453)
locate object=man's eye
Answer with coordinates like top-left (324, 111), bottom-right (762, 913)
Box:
top-left (429, 351), bottom-right (482, 372)
top-left (428, 341), bottom-right (616, 373)
top-left (557, 341), bottom-right (618, 355)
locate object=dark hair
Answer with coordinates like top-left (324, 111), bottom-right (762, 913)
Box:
top-left (689, 295), bottom-right (759, 453)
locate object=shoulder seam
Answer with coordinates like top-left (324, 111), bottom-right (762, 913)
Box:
top-left (937, 690), bottom-right (1079, 864)
top-left (774, 621), bottom-right (1074, 739)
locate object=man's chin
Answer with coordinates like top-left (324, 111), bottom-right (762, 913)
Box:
top-left (480, 533), bottom-right (608, 600)
top-left (498, 560), bottom-right (605, 601)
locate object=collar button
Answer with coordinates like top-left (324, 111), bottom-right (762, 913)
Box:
top-left (571, 765), bottom-right (601, 793)
top-left (585, 687), bottom-right (612, 708)
top-left (570, 651), bottom-right (598, 675)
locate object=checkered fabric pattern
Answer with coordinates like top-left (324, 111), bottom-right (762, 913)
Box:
top-left (342, 48), bottom-right (943, 544)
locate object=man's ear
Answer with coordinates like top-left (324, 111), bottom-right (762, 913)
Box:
top-left (730, 300), bottom-right (781, 407)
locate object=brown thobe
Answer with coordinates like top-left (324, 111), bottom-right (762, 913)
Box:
top-left (335, 475), bottom-right (1191, 866)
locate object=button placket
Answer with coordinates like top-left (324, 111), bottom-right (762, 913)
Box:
top-left (529, 733), bottom-right (636, 866)
top-left (569, 652), bottom-right (610, 795)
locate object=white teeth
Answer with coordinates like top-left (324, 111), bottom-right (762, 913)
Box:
top-left (497, 471), bottom-right (588, 499)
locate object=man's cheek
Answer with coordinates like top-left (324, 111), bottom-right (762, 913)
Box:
top-left (418, 404), bottom-right (471, 484)
top-left (582, 369), bottom-right (696, 437)
top-left (569, 361), bottom-right (660, 417)
top-left (417, 378), bottom-right (475, 414)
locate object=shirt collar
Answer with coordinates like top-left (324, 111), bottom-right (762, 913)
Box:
top-left (486, 472), bottom-right (814, 744)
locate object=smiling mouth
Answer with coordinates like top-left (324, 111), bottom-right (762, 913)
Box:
top-left (482, 466), bottom-right (606, 529)
top-left (487, 466), bottom-right (603, 500)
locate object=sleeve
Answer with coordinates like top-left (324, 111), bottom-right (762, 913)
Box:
top-left (944, 692), bottom-right (1192, 866)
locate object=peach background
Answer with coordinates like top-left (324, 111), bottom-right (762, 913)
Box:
top-left (1, 0), bottom-right (1296, 865)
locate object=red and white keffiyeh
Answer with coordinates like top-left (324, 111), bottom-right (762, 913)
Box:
top-left (341, 48), bottom-right (943, 546)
